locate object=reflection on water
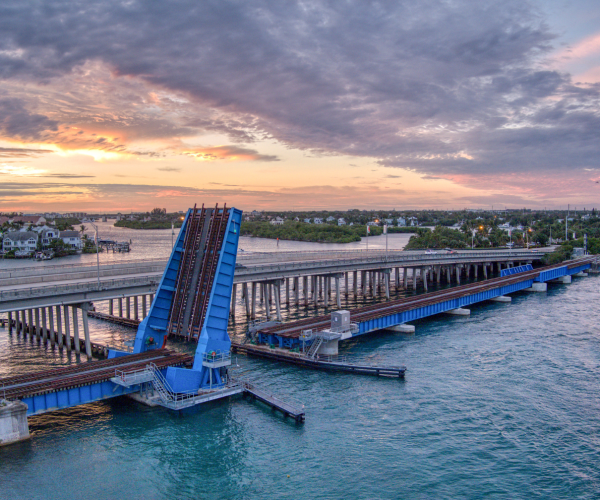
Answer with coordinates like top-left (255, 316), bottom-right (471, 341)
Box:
top-left (2, 226), bottom-right (600, 499)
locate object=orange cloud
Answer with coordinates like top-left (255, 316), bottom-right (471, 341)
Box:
top-left (182, 145), bottom-right (279, 162)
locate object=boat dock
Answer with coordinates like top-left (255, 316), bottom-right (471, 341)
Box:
top-left (241, 379), bottom-right (305, 422)
top-left (233, 342), bottom-right (406, 378)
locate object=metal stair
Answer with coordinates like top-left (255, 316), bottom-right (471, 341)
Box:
top-left (306, 336), bottom-right (323, 359)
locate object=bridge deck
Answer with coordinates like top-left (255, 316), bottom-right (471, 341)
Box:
top-left (257, 258), bottom-right (594, 340)
top-left (0, 349), bottom-right (192, 401)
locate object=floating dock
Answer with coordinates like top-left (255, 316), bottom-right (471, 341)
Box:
top-left (233, 343), bottom-right (406, 378)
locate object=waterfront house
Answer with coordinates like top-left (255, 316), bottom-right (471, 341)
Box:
top-left (397, 217), bottom-right (406, 226)
top-left (337, 218), bottom-right (346, 226)
top-left (40, 228), bottom-right (59, 248)
top-left (270, 217), bottom-right (284, 226)
top-left (10, 215), bottom-right (46, 226)
top-left (384, 218), bottom-right (394, 225)
top-left (326, 216), bottom-right (336, 222)
top-left (314, 218), bottom-right (323, 224)
top-left (408, 217), bottom-right (418, 226)
top-left (60, 230), bottom-right (83, 250)
top-left (3, 231), bottom-right (38, 253)
top-left (303, 218), bottom-right (311, 223)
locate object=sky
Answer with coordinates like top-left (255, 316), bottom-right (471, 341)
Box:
top-left (0, 0), bottom-right (599, 213)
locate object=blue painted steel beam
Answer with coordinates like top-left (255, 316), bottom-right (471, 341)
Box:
top-left (21, 381), bottom-right (142, 416)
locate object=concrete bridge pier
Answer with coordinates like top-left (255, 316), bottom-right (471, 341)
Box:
top-left (7, 312), bottom-right (12, 335)
top-left (41, 307), bottom-right (48, 343)
top-left (274, 282), bottom-right (282, 321)
top-left (353, 271), bottom-right (358, 295)
top-left (126, 297), bottom-right (131, 319)
top-left (134, 296), bottom-right (139, 321)
top-left (142, 295), bottom-right (147, 318)
top-left (483, 264), bottom-right (488, 279)
top-left (63, 305), bottom-right (72, 352)
top-left (403, 268), bottom-right (408, 288)
top-left (34, 308), bottom-right (40, 340)
top-left (303, 276), bottom-right (308, 308)
top-left (118, 298), bottom-right (123, 318)
top-left (109, 299), bottom-right (114, 316)
top-left (455, 266), bottom-right (461, 285)
top-left (474, 264), bottom-right (478, 279)
top-left (79, 303), bottom-right (92, 358)
top-left (423, 269), bottom-right (428, 292)
top-left (231, 283), bottom-right (237, 317)
top-left (72, 307), bottom-right (80, 354)
top-left (251, 282), bottom-right (257, 319)
top-left (48, 307), bottom-right (55, 347)
top-left (55, 306), bottom-right (63, 347)
top-left (412, 268), bottom-right (417, 290)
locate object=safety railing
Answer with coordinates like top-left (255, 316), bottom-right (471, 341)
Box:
top-left (0, 276), bottom-right (159, 302)
top-left (201, 350), bottom-right (231, 364)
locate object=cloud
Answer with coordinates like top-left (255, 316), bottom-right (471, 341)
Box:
top-left (0, 147), bottom-right (53, 158)
top-left (0, 98), bottom-right (58, 141)
top-left (157, 166), bottom-right (181, 172)
top-left (0, 0), bottom-right (598, 195)
top-left (182, 145), bottom-right (279, 162)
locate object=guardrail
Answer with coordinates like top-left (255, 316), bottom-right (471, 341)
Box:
top-left (234, 250), bottom-right (544, 279)
top-left (0, 276), bottom-right (159, 302)
top-left (0, 257), bottom-right (167, 279)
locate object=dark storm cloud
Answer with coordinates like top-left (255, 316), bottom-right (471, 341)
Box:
top-left (0, 0), bottom-right (598, 177)
top-left (0, 98), bottom-right (58, 140)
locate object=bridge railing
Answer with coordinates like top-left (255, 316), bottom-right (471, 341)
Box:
top-left (234, 250), bottom-right (544, 278)
top-left (0, 276), bottom-right (159, 302)
top-left (0, 257), bottom-right (168, 279)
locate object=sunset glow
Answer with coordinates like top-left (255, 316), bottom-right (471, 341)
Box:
top-left (0, 0), bottom-right (599, 212)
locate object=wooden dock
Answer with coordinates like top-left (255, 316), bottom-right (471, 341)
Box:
top-left (241, 380), bottom-right (305, 422)
top-left (232, 343), bottom-right (406, 378)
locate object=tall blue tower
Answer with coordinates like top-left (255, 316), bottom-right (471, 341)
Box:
top-left (126, 204), bottom-right (242, 392)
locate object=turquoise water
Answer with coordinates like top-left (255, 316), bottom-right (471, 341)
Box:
top-left (1, 273), bottom-right (599, 499)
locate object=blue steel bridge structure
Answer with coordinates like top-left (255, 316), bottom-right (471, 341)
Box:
top-left (1, 204), bottom-right (243, 416)
top-left (0, 202), bottom-right (595, 428)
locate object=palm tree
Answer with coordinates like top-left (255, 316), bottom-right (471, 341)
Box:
top-left (80, 225), bottom-right (87, 238)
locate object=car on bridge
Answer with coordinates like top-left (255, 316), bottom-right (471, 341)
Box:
top-left (425, 249), bottom-right (437, 255)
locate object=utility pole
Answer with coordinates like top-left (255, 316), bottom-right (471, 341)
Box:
top-left (566, 204), bottom-right (569, 242)
top-left (89, 221), bottom-right (100, 290)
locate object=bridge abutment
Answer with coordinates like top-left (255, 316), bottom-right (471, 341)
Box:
top-left (0, 400), bottom-right (30, 447)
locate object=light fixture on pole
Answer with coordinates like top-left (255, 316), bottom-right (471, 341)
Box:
top-left (89, 220), bottom-right (100, 290)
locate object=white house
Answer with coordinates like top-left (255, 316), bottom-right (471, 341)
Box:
top-left (397, 217), bottom-right (406, 226)
top-left (408, 217), bottom-right (418, 226)
top-left (337, 218), bottom-right (346, 226)
top-left (303, 218), bottom-right (311, 223)
top-left (3, 231), bottom-right (38, 253)
top-left (40, 228), bottom-right (59, 248)
top-left (270, 217), bottom-right (284, 226)
top-left (384, 218), bottom-right (394, 225)
top-left (314, 218), bottom-right (323, 224)
top-left (367, 221), bottom-right (377, 226)
top-left (326, 216), bottom-right (336, 222)
top-left (60, 230), bottom-right (83, 249)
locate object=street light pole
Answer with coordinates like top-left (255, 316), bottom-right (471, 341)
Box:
top-left (89, 221), bottom-right (100, 290)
